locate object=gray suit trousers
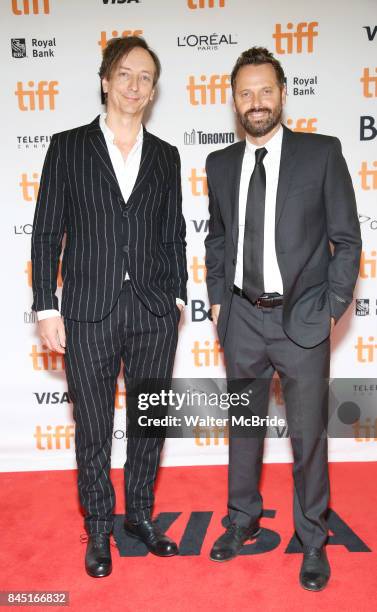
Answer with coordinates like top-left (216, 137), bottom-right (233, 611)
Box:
top-left (223, 292), bottom-right (330, 548)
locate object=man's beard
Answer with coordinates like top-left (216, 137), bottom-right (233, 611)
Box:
top-left (237, 103), bottom-right (282, 138)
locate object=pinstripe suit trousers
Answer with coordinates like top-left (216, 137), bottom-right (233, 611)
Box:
top-left (64, 280), bottom-right (180, 535)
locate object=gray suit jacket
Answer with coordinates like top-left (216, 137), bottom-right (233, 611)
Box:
top-left (205, 125), bottom-right (362, 348)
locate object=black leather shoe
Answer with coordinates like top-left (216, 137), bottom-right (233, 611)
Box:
top-left (299, 546), bottom-right (330, 591)
top-left (210, 521), bottom-right (261, 562)
top-left (85, 533), bottom-right (112, 578)
top-left (124, 519), bottom-right (178, 557)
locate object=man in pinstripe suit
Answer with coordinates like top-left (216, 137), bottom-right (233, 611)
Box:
top-left (31, 37), bottom-right (188, 577)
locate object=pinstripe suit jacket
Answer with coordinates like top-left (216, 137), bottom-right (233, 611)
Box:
top-left (31, 115), bottom-right (188, 321)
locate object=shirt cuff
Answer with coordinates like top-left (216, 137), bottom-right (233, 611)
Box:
top-left (37, 309), bottom-right (61, 321)
top-left (175, 298), bottom-right (185, 307)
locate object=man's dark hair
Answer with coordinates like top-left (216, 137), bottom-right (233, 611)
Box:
top-left (231, 46), bottom-right (285, 93)
top-left (99, 36), bottom-right (161, 100)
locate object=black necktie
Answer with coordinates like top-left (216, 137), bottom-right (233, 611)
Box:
top-left (242, 147), bottom-right (268, 302)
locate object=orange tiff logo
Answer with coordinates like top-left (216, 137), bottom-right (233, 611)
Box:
top-left (187, 0), bottom-right (225, 7)
top-left (25, 261), bottom-right (63, 287)
top-left (286, 118), bottom-right (317, 133)
top-left (187, 74), bottom-right (230, 105)
top-left (273, 22), bottom-right (318, 54)
top-left (354, 337), bottom-right (377, 363)
top-left (15, 80), bottom-right (59, 111)
top-left (359, 251), bottom-right (377, 279)
top-left (190, 257), bottom-right (206, 284)
top-left (34, 425), bottom-right (74, 450)
top-left (192, 340), bottom-right (224, 367)
top-left (360, 68), bottom-right (377, 97)
top-left (193, 424), bottom-right (228, 446)
top-left (30, 345), bottom-right (65, 371)
top-left (189, 168), bottom-right (208, 196)
top-left (358, 161), bottom-right (377, 190)
top-left (98, 29), bottom-right (144, 50)
top-left (12, 0), bottom-right (50, 14)
top-left (20, 172), bottom-right (39, 201)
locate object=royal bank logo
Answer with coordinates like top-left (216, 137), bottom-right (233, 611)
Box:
top-left (177, 33), bottom-right (237, 51)
top-left (11, 38), bottom-right (26, 58)
top-left (184, 129), bottom-right (235, 145)
top-left (11, 38), bottom-right (56, 59)
top-left (356, 299), bottom-right (370, 316)
top-left (288, 75), bottom-right (318, 96)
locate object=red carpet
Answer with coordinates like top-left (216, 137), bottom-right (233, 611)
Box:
top-left (1, 463), bottom-right (376, 611)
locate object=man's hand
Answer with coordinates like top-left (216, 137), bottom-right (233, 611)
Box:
top-left (211, 304), bottom-right (221, 325)
top-left (176, 303), bottom-right (184, 312)
top-left (331, 317), bottom-right (336, 332)
top-left (38, 316), bottom-right (66, 354)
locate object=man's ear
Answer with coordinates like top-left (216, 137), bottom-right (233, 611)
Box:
top-left (281, 85), bottom-right (287, 107)
top-left (150, 87), bottom-right (155, 102)
top-left (102, 78), bottom-right (108, 94)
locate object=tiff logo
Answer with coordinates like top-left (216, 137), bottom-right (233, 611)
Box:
top-left (192, 340), bottom-right (224, 367)
top-left (187, 0), bottom-right (225, 8)
top-left (187, 74), bottom-right (230, 105)
top-left (189, 168), bottom-right (208, 196)
top-left (360, 67), bottom-right (377, 97)
top-left (98, 29), bottom-right (143, 50)
top-left (359, 251), bottom-right (376, 279)
top-left (190, 257), bottom-right (206, 284)
top-left (34, 425), bottom-right (74, 450)
top-left (358, 161), bottom-right (377, 190)
top-left (273, 22), bottom-right (318, 54)
top-left (12, 0), bottom-right (50, 14)
top-left (286, 118), bottom-right (317, 132)
top-left (15, 80), bottom-right (59, 111)
top-left (30, 345), bottom-right (65, 371)
top-left (354, 337), bottom-right (377, 363)
top-left (19, 172), bottom-right (39, 201)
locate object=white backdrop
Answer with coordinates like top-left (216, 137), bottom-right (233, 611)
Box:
top-left (1, 0), bottom-right (376, 471)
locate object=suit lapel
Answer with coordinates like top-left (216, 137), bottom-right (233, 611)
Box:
top-left (230, 141), bottom-right (246, 248)
top-left (275, 125), bottom-right (298, 228)
top-left (87, 116), bottom-right (124, 200)
top-left (87, 116), bottom-right (157, 204)
top-left (127, 128), bottom-right (157, 201)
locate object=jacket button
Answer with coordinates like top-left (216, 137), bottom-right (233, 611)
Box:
top-left (229, 284), bottom-right (233, 291)
top-left (122, 210), bottom-right (128, 218)
top-left (122, 245), bottom-right (129, 253)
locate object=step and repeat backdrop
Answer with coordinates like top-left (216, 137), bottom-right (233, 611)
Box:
top-left (1, 0), bottom-right (376, 471)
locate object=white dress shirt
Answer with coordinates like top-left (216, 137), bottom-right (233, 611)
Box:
top-left (234, 125), bottom-right (284, 295)
top-left (37, 113), bottom-right (183, 321)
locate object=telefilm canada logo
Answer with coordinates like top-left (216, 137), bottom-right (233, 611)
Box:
top-left (177, 32), bottom-right (237, 51)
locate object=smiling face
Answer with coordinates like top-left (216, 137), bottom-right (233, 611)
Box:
top-left (233, 62), bottom-right (286, 139)
top-left (101, 46), bottom-right (156, 120)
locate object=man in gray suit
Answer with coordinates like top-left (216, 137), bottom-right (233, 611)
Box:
top-left (205, 47), bottom-right (361, 590)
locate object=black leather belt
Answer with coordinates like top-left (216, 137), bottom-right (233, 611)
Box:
top-left (233, 285), bottom-right (283, 308)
